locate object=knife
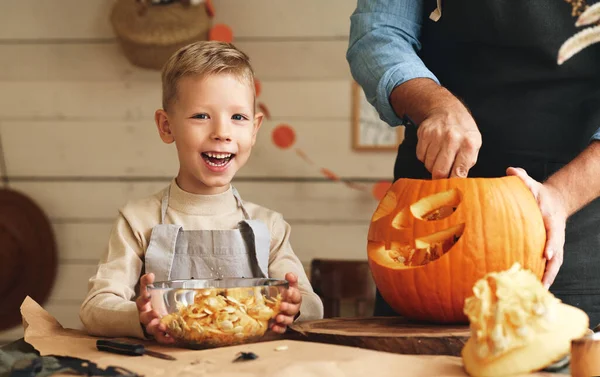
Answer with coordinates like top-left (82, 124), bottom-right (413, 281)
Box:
top-left (96, 339), bottom-right (176, 361)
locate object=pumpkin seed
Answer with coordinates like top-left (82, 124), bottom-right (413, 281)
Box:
top-left (226, 296), bottom-right (242, 306)
top-left (188, 312), bottom-right (208, 319)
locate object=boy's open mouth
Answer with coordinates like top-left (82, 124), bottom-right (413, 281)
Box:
top-left (201, 152), bottom-right (235, 167)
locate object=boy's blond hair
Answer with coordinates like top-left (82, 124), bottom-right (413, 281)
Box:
top-left (161, 41), bottom-right (255, 111)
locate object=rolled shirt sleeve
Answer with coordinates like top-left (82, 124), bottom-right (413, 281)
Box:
top-left (346, 0), bottom-right (440, 127)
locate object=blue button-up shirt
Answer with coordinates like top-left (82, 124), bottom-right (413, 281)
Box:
top-left (346, 0), bottom-right (600, 142)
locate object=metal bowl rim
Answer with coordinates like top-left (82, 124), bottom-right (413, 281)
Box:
top-left (147, 277), bottom-right (289, 290)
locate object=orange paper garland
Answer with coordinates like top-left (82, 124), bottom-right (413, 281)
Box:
top-left (271, 124), bottom-right (296, 150)
top-left (320, 168), bottom-right (340, 182)
top-left (254, 78), bottom-right (262, 97)
top-left (270, 124), bottom-right (390, 196)
top-left (208, 24), bottom-right (233, 43)
top-left (205, 0), bottom-right (215, 18)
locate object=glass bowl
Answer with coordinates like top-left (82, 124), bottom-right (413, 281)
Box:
top-left (147, 278), bottom-right (289, 349)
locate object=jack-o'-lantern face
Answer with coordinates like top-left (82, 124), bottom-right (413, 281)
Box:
top-left (366, 176), bottom-right (547, 323)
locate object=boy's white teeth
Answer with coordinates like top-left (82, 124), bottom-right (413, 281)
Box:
top-left (203, 152), bottom-right (233, 167)
top-left (207, 160), bottom-right (228, 167)
top-left (206, 152), bottom-right (232, 159)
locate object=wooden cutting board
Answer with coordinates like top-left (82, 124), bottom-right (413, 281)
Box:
top-left (288, 317), bottom-right (471, 356)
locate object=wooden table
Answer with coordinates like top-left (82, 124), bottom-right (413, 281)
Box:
top-left (1, 315), bottom-right (568, 376)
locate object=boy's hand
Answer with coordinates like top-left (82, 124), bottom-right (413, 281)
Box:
top-left (136, 273), bottom-right (175, 344)
top-left (271, 272), bottom-right (302, 334)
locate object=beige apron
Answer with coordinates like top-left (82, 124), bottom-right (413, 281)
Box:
top-left (144, 186), bottom-right (270, 282)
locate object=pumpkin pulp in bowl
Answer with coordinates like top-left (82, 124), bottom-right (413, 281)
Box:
top-left (148, 278), bottom-right (288, 349)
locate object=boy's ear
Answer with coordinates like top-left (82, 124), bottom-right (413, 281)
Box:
top-left (251, 112), bottom-right (264, 146)
top-left (155, 109), bottom-right (175, 144)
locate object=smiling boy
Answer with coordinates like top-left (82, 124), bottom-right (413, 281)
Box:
top-left (79, 41), bottom-right (324, 343)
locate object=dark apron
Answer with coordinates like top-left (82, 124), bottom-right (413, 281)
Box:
top-left (375, 0), bottom-right (600, 327)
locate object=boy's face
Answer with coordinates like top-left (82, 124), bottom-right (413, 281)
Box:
top-left (155, 73), bottom-right (262, 195)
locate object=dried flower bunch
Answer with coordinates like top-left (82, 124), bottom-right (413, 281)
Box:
top-left (558, 0), bottom-right (600, 64)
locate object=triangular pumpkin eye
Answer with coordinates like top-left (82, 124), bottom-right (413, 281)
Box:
top-left (410, 188), bottom-right (461, 221)
top-left (390, 188), bottom-right (461, 229)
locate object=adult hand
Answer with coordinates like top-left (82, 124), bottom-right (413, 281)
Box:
top-left (507, 167), bottom-right (569, 289)
top-left (416, 106), bottom-right (482, 179)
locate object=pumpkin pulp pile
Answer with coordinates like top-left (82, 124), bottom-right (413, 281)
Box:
top-left (367, 176), bottom-right (547, 323)
top-left (461, 263), bottom-right (589, 376)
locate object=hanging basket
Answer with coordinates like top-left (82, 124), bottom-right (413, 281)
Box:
top-left (110, 0), bottom-right (211, 70)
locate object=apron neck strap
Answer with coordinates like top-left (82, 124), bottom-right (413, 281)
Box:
top-left (231, 186), bottom-right (250, 220)
top-left (160, 186), bottom-right (170, 224)
top-left (160, 184), bottom-right (250, 224)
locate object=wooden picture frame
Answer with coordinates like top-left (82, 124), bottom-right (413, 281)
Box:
top-left (351, 81), bottom-right (404, 151)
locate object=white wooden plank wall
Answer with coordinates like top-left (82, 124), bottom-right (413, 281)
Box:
top-left (0, 0), bottom-right (395, 343)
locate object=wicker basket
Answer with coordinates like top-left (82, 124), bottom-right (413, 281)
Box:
top-left (110, 0), bottom-right (211, 70)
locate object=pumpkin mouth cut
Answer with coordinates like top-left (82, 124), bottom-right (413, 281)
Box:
top-left (388, 223), bottom-right (465, 267)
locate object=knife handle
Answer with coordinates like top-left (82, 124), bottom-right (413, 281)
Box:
top-left (96, 339), bottom-right (145, 357)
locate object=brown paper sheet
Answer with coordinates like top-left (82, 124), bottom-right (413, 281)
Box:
top-left (20, 297), bottom-right (556, 377)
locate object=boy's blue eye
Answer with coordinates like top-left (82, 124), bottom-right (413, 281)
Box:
top-left (232, 114), bottom-right (246, 121)
top-left (192, 114), bottom-right (208, 119)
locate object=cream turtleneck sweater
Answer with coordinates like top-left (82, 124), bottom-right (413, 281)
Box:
top-left (79, 179), bottom-right (324, 339)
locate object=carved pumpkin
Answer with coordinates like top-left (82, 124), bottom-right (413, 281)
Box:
top-left (367, 176), bottom-right (547, 323)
